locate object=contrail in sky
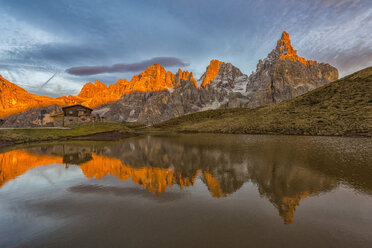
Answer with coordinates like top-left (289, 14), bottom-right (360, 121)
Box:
top-left (40, 72), bottom-right (58, 88)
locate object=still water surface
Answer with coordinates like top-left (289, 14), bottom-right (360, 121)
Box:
top-left (0, 134), bottom-right (372, 248)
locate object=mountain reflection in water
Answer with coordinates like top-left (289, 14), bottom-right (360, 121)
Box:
top-left (0, 135), bottom-right (371, 225)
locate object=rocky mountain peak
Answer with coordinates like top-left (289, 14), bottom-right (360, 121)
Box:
top-left (127, 63), bottom-right (174, 93)
top-left (175, 69), bottom-right (197, 88)
top-left (0, 75), bottom-right (66, 118)
top-left (246, 31), bottom-right (338, 107)
top-left (0, 64), bottom-right (199, 118)
top-left (0, 32), bottom-right (340, 125)
top-left (93, 80), bottom-right (106, 87)
top-left (78, 80), bottom-right (107, 98)
top-left (143, 63), bottom-right (165, 75)
top-left (200, 59), bottom-right (226, 87)
top-left (202, 62), bottom-right (246, 94)
top-left (273, 31), bottom-right (314, 65)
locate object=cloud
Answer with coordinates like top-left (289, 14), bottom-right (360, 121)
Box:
top-left (294, 6), bottom-right (372, 76)
top-left (321, 45), bottom-right (372, 77)
top-left (1, 0), bottom-right (371, 94)
top-left (4, 43), bottom-right (107, 65)
top-left (65, 57), bottom-right (190, 76)
top-left (315, 0), bottom-right (361, 7)
top-left (0, 65), bottom-right (83, 97)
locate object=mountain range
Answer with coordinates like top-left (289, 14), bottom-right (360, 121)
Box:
top-left (0, 32), bottom-right (338, 127)
top-left (156, 66), bottom-right (372, 137)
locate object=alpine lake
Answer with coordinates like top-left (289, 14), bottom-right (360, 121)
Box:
top-left (0, 134), bottom-right (371, 248)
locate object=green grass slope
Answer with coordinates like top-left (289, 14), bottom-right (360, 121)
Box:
top-left (0, 122), bottom-right (136, 145)
top-left (155, 67), bottom-right (372, 137)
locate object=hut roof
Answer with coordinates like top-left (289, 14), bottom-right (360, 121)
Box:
top-left (62, 104), bottom-right (93, 111)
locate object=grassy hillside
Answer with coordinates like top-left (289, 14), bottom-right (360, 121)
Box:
top-left (155, 67), bottom-right (372, 137)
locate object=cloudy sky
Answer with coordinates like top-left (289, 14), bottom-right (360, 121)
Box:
top-left (0, 0), bottom-right (371, 97)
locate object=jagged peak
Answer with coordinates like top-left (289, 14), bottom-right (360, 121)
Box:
top-left (143, 63), bottom-right (166, 73)
top-left (274, 31), bottom-right (315, 65)
top-left (200, 59), bottom-right (226, 87)
top-left (175, 69), bottom-right (197, 87)
top-left (81, 80), bottom-right (106, 88)
top-left (123, 63), bottom-right (175, 93)
top-left (175, 68), bottom-right (192, 77)
top-left (128, 63), bottom-right (168, 83)
top-left (94, 80), bottom-right (106, 87)
top-left (280, 31), bottom-right (290, 42)
top-left (189, 72), bottom-right (196, 83)
top-left (276, 31), bottom-right (298, 57)
top-left (77, 80), bottom-right (108, 98)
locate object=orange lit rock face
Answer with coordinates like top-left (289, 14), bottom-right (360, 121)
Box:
top-left (121, 64), bottom-right (175, 94)
top-left (0, 151), bottom-right (218, 196)
top-left (120, 64), bottom-right (198, 94)
top-left (201, 59), bottom-right (225, 87)
top-left (203, 172), bottom-right (225, 198)
top-left (0, 75), bottom-right (119, 118)
top-left (0, 150), bottom-right (62, 188)
top-left (277, 31), bottom-right (315, 65)
top-left (0, 149), bottom-right (317, 223)
top-left (175, 69), bottom-right (197, 88)
top-left (80, 153), bottom-right (198, 195)
top-left (0, 64), bottom-right (198, 118)
top-left (78, 80), bottom-right (110, 99)
top-left (279, 193), bottom-right (309, 224)
top-left (69, 79), bottom-right (129, 109)
top-left (66, 64), bottom-right (196, 108)
top-left (0, 75), bottom-right (67, 118)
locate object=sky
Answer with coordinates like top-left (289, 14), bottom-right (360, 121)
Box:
top-left (0, 0), bottom-right (371, 97)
